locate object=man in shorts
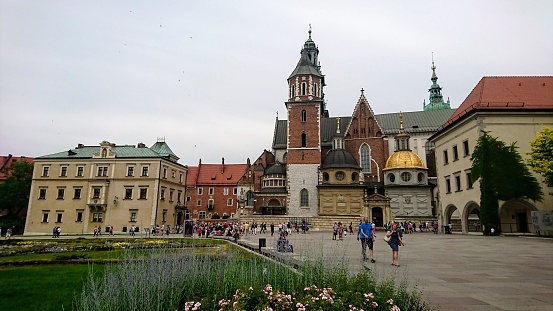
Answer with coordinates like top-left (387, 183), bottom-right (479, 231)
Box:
top-left (358, 217), bottom-right (376, 263)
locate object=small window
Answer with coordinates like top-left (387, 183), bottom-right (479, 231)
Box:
top-left (197, 199), bottom-right (202, 206)
top-left (301, 133), bottom-right (307, 148)
top-left (223, 188), bottom-right (229, 195)
top-left (162, 210), bottom-right (167, 222)
top-left (160, 188), bottom-right (165, 200)
top-left (169, 189), bottom-right (174, 201)
top-left (388, 174), bottom-right (395, 183)
top-left (335, 172), bottom-right (345, 181)
top-left (455, 175), bottom-right (462, 192)
top-left (39, 188), bottom-right (47, 199)
top-left (313, 83), bottom-right (318, 97)
top-left (60, 167), bottom-right (67, 177)
top-left (179, 173), bottom-right (183, 183)
top-left (76, 211), bottom-right (83, 222)
top-left (401, 172), bottom-right (412, 182)
top-left (418, 173), bottom-right (425, 183)
top-left (42, 212), bottom-right (49, 223)
top-left (93, 188), bottom-right (101, 199)
top-left (57, 189), bottom-right (65, 199)
top-left (301, 109), bottom-right (307, 122)
top-left (163, 167), bottom-right (167, 179)
top-left (139, 188), bottom-right (147, 200)
top-left (300, 189), bottom-right (309, 207)
top-left (142, 166), bottom-right (149, 177)
top-left (466, 171), bottom-right (473, 189)
top-left (127, 166), bottom-right (134, 177)
top-left (198, 188), bottom-right (203, 195)
top-left (323, 172), bottom-right (329, 182)
top-left (227, 198), bottom-right (233, 206)
top-left (208, 199), bottom-right (214, 210)
top-left (208, 188), bottom-right (214, 195)
top-left (73, 188), bottom-right (81, 199)
top-left (172, 170), bottom-right (176, 178)
top-left (443, 150), bottom-right (449, 165)
top-left (233, 188), bottom-right (238, 195)
top-left (97, 166), bottom-right (108, 177)
top-left (125, 188), bottom-right (133, 200)
top-left (77, 166), bottom-right (84, 177)
top-left (56, 213), bottom-right (63, 223)
top-left (463, 140), bottom-right (470, 157)
top-left (130, 211), bottom-right (137, 222)
top-left (42, 166), bottom-right (50, 177)
top-left (177, 191), bottom-right (182, 203)
top-left (92, 212), bottom-right (103, 222)
top-left (199, 211), bottom-right (206, 219)
top-left (453, 145), bottom-right (459, 161)
top-left (445, 177), bottom-right (451, 193)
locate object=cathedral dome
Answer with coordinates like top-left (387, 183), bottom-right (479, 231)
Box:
top-left (321, 149), bottom-right (361, 170)
top-left (265, 163), bottom-right (286, 175)
top-left (384, 151), bottom-right (426, 170)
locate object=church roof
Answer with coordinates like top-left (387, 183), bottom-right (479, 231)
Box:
top-left (288, 48), bottom-right (323, 79)
top-left (321, 149), bottom-right (361, 170)
top-left (37, 142), bottom-right (179, 161)
top-left (383, 150), bottom-right (426, 170)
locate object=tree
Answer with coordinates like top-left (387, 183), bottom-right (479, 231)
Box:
top-left (470, 131), bottom-right (543, 236)
top-left (0, 161), bottom-right (34, 219)
top-left (527, 127), bottom-right (553, 193)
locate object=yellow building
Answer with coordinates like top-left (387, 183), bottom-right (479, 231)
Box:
top-left (24, 140), bottom-right (187, 235)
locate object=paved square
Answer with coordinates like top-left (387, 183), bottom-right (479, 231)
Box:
top-left (238, 230), bottom-right (553, 311)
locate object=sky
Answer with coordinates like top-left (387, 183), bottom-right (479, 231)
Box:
top-left (1, 1), bottom-right (552, 166)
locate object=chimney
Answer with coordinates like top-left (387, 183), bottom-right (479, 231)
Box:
top-left (137, 143), bottom-right (146, 148)
top-left (222, 157), bottom-right (225, 174)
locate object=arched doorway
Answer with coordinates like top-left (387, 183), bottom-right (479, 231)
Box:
top-left (372, 207), bottom-right (383, 227)
top-left (500, 200), bottom-right (537, 233)
top-left (462, 202), bottom-right (481, 233)
top-left (444, 204), bottom-right (461, 233)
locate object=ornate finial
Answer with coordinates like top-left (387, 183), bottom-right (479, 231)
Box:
top-left (361, 88), bottom-right (364, 95)
top-left (399, 111), bottom-right (404, 131)
top-left (336, 117), bottom-right (341, 134)
top-left (308, 24), bottom-right (312, 38)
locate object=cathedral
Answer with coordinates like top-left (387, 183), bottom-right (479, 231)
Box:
top-left (237, 29), bottom-right (454, 228)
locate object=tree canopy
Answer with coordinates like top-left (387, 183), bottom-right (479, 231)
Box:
top-left (527, 127), bottom-right (553, 190)
top-left (0, 160), bottom-right (34, 219)
top-left (470, 131), bottom-right (543, 235)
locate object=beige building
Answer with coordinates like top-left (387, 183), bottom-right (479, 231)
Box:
top-left (24, 140), bottom-right (187, 235)
top-left (430, 76), bottom-right (553, 234)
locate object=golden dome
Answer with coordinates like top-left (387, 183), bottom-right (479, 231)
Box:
top-left (384, 151), bottom-right (426, 170)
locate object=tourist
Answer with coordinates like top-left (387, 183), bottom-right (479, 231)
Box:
top-left (386, 222), bottom-right (405, 266)
top-left (52, 225), bottom-right (57, 238)
top-left (332, 222), bottom-right (338, 240)
top-left (358, 217), bottom-right (375, 263)
top-left (276, 232), bottom-right (293, 253)
top-left (56, 226), bottom-right (61, 238)
top-left (270, 223), bottom-right (275, 236)
top-left (338, 222), bottom-right (344, 240)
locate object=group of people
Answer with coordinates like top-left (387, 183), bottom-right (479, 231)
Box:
top-left (332, 222), bottom-right (354, 240)
top-left (51, 226), bottom-right (61, 238)
top-left (356, 218), bottom-right (405, 267)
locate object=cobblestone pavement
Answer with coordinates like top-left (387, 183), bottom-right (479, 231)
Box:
top-left (16, 230), bottom-right (553, 310)
top-left (237, 229), bottom-right (553, 311)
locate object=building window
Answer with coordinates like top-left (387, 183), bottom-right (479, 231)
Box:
top-left (92, 212), bottom-right (103, 222)
top-left (160, 188), bottom-right (166, 200)
top-left (162, 210), bottom-right (167, 222)
top-left (313, 83), bottom-right (318, 97)
top-left (455, 174), bottom-right (461, 192)
top-left (141, 166), bottom-right (149, 177)
top-left (400, 172), bottom-right (412, 182)
top-left (199, 211), bottom-right (206, 219)
top-left (42, 166), bottom-right (49, 177)
top-left (125, 188), bottom-right (133, 200)
top-left (56, 213), bottom-right (63, 223)
top-left (186, 196), bottom-right (191, 202)
top-left (443, 150), bottom-right (449, 165)
top-left (42, 212), bottom-right (49, 223)
top-left (223, 188), bottom-right (229, 195)
top-left (57, 189), bottom-right (64, 200)
top-left (466, 170), bottom-right (473, 189)
top-left (139, 188), bottom-right (147, 200)
top-left (163, 167), bottom-right (167, 179)
top-left (74, 188), bottom-right (81, 199)
top-left (445, 177), bottom-right (451, 193)
top-left (300, 189), bottom-right (309, 206)
top-left (425, 141), bottom-right (435, 155)
top-left (301, 82), bottom-right (306, 95)
top-left (301, 109), bottom-right (307, 122)
top-left (127, 166), bottom-right (134, 177)
top-left (39, 188), bottom-right (47, 199)
top-left (301, 133), bottom-right (307, 148)
top-left (463, 140), bottom-right (470, 157)
top-left (233, 188), bottom-right (238, 195)
top-left (177, 191), bottom-right (182, 203)
top-left (93, 187), bottom-right (101, 199)
top-left (227, 198), bottom-right (233, 206)
top-left (388, 174), bottom-right (395, 183)
top-left (208, 199), bottom-right (214, 210)
top-left (76, 211), bottom-right (83, 222)
top-left (97, 166), bottom-right (108, 177)
top-left (130, 211), bottom-right (137, 222)
top-left (208, 188), bottom-right (214, 195)
top-left (453, 145), bottom-right (459, 161)
top-left (360, 144), bottom-right (371, 173)
top-left (179, 173), bottom-right (183, 183)
top-left (198, 188), bottom-right (203, 195)
top-left (197, 199), bottom-right (202, 206)
top-left (171, 170), bottom-right (176, 178)
top-left (77, 166), bottom-right (84, 177)
top-left (169, 189), bottom-right (174, 202)
top-left (60, 166), bottom-right (67, 177)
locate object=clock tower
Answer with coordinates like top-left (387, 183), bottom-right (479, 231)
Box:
top-left (285, 28), bottom-right (325, 217)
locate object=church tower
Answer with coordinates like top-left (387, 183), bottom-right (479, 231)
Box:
top-left (285, 27), bottom-right (325, 217)
top-left (423, 56), bottom-right (451, 111)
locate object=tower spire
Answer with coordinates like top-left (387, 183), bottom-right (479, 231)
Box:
top-left (423, 53), bottom-right (451, 111)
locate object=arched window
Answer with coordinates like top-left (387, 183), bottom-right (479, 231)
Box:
top-left (300, 189), bottom-right (309, 206)
top-left (301, 109), bottom-right (306, 122)
top-left (301, 82), bottom-right (306, 95)
top-left (282, 152), bottom-right (287, 163)
top-left (301, 133), bottom-right (307, 148)
top-left (360, 144), bottom-right (371, 173)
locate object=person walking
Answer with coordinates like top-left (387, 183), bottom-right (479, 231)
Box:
top-left (270, 223), bottom-right (275, 236)
top-left (332, 222), bottom-right (338, 240)
top-left (386, 222), bottom-right (405, 266)
top-left (358, 217), bottom-right (375, 263)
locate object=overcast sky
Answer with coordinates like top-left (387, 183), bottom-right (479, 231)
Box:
top-left (1, 1), bottom-right (552, 166)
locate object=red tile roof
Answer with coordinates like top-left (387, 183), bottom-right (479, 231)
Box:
top-left (442, 76), bottom-right (553, 130)
top-left (186, 163), bottom-right (248, 187)
top-left (0, 155), bottom-right (34, 181)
